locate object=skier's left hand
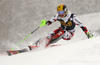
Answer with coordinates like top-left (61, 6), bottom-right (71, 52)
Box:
top-left (86, 32), bottom-right (93, 39)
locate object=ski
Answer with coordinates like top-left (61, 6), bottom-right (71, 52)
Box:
top-left (50, 44), bottom-right (61, 47)
top-left (28, 44), bottom-right (61, 50)
top-left (7, 44), bottom-right (61, 56)
top-left (7, 49), bottom-right (27, 56)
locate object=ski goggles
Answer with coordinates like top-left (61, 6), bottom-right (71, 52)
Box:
top-left (57, 11), bottom-right (65, 15)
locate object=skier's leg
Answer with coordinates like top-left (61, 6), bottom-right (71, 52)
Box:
top-left (48, 27), bottom-right (62, 39)
top-left (47, 27), bottom-right (63, 46)
top-left (62, 31), bottom-right (74, 40)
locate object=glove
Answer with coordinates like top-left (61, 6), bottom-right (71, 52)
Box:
top-left (46, 21), bottom-right (52, 25)
top-left (86, 32), bottom-right (93, 39)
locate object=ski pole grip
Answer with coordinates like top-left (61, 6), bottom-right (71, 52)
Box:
top-left (39, 19), bottom-right (47, 27)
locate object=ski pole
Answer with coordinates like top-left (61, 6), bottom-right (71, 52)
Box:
top-left (11, 19), bottom-right (47, 50)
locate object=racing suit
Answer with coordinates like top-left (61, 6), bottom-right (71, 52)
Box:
top-left (47, 13), bottom-right (90, 40)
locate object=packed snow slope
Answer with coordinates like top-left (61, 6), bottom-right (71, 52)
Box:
top-left (0, 36), bottom-right (100, 65)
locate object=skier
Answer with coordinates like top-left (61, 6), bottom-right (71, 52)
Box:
top-left (6, 4), bottom-right (94, 56)
top-left (42, 4), bottom-right (93, 42)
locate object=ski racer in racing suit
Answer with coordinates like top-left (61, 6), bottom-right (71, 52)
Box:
top-left (45, 4), bottom-right (93, 41)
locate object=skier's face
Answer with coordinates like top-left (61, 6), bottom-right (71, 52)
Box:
top-left (58, 11), bottom-right (65, 18)
top-left (59, 13), bottom-right (65, 18)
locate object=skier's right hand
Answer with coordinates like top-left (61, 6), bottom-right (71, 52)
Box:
top-left (39, 19), bottom-right (47, 27)
top-left (46, 21), bottom-right (52, 25)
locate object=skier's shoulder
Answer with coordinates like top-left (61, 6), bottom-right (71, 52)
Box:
top-left (68, 13), bottom-right (76, 17)
top-left (68, 13), bottom-right (77, 19)
top-left (54, 14), bottom-right (59, 17)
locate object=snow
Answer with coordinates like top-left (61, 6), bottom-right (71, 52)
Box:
top-left (0, 36), bottom-right (100, 65)
top-left (0, 12), bottom-right (100, 65)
